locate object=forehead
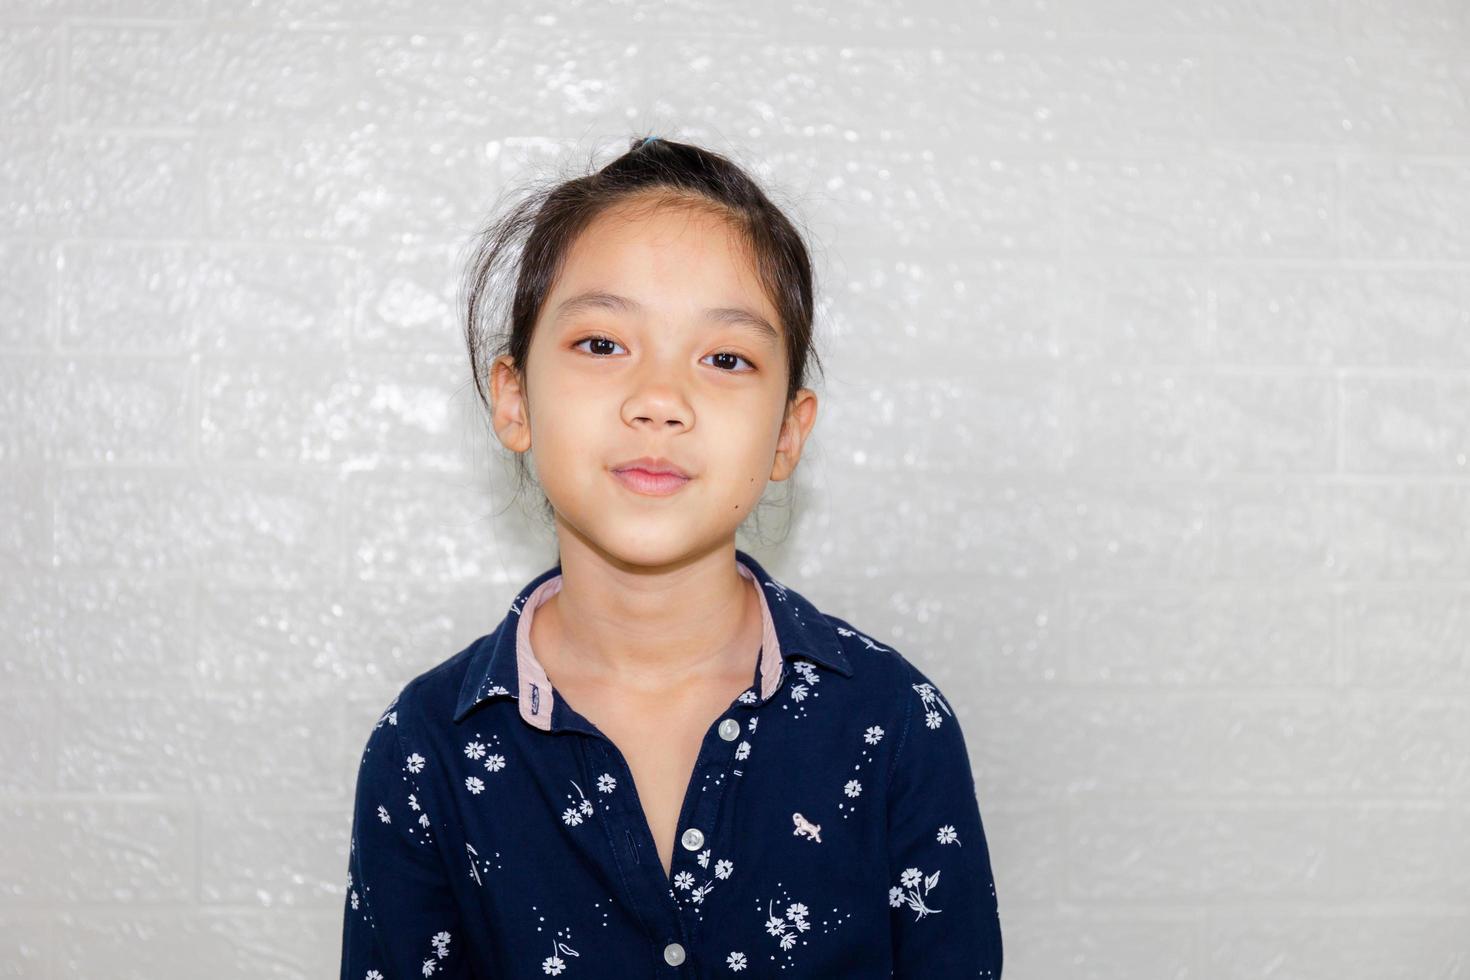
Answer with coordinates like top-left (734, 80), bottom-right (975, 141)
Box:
top-left (550, 199), bottom-right (777, 321)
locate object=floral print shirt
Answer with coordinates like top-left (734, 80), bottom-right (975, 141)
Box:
top-left (340, 548), bottom-right (1003, 978)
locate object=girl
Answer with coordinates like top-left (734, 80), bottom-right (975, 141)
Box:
top-left (340, 134), bottom-right (1003, 978)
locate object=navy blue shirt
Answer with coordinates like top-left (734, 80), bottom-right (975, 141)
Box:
top-left (340, 548), bottom-right (1003, 978)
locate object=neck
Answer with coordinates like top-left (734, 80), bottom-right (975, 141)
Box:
top-left (533, 538), bottom-right (763, 695)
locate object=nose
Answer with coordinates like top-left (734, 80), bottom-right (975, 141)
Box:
top-left (622, 381), bottom-right (691, 430)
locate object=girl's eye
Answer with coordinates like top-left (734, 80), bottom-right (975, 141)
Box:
top-left (571, 334), bottom-right (625, 357)
top-left (571, 335), bottom-right (755, 373)
top-left (702, 351), bottom-right (756, 373)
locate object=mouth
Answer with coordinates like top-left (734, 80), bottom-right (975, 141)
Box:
top-left (610, 466), bottom-right (693, 497)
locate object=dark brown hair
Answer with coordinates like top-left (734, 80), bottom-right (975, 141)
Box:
top-left (459, 133), bottom-right (826, 528)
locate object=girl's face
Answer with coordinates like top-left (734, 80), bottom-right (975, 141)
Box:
top-left (491, 198), bottom-right (818, 568)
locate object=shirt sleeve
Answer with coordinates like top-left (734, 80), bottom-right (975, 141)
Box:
top-left (340, 693), bottom-right (471, 980)
top-left (886, 662), bottom-right (1004, 978)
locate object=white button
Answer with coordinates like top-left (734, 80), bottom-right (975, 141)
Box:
top-left (663, 941), bottom-right (686, 966)
top-left (680, 827), bottom-right (704, 851)
top-left (718, 718), bottom-right (740, 741)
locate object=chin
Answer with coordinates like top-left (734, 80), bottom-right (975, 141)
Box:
top-left (572, 521), bottom-right (724, 572)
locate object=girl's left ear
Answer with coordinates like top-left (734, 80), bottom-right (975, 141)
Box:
top-left (771, 389), bottom-right (819, 481)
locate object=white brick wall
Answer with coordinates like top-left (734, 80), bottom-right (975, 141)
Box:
top-left (3, 0), bottom-right (1468, 976)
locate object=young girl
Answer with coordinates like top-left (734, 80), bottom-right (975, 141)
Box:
top-left (340, 135), bottom-right (1003, 978)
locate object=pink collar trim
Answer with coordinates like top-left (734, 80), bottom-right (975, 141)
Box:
top-left (513, 559), bottom-right (782, 731)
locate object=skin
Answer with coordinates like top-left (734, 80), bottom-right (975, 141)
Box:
top-left (487, 194), bottom-right (819, 698)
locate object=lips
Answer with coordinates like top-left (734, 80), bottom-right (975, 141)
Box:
top-left (610, 457), bottom-right (693, 497)
top-left (610, 455), bottom-right (691, 478)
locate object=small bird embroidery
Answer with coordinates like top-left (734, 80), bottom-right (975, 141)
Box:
top-left (792, 812), bottom-right (822, 843)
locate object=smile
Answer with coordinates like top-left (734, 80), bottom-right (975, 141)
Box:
top-left (610, 467), bottom-right (693, 497)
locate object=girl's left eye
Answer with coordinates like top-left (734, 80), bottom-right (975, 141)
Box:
top-left (571, 335), bottom-right (755, 373)
top-left (702, 350), bottom-right (756, 373)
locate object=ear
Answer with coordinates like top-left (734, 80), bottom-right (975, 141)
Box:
top-left (770, 388), bottom-right (819, 482)
top-left (490, 354), bottom-right (533, 453)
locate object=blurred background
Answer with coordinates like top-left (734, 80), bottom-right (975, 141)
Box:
top-left (3, 0), bottom-right (1469, 977)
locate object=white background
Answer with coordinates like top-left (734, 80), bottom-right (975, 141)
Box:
top-left (2, 0), bottom-right (1469, 976)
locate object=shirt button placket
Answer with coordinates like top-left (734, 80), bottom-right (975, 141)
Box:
top-left (665, 716), bottom-right (742, 961)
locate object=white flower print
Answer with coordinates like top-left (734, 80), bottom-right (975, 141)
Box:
top-left (892, 866), bottom-right (943, 920)
top-left (408, 793), bottom-right (420, 811)
top-left (419, 813), bottom-right (430, 828)
top-left (465, 776), bottom-right (485, 795)
top-left (844, 779), bottom-right (862, 798)
top-left (376, 698), bottom-right (399, 729)
top-left (726, 951), bottom-right (747, 971)
top-left (937, 824), bottom-right (961, 846)
top-left (737, 690), bottom-right (758, 704)
top-left (763, 898), bottom-right (811, 951)
top-left (486, 684), bottom-right (510, 696)
top-left (417, 930), bottom-right (452, 976)
top-left (748, 716), bottom-right (758, 732)
top-left (596, 772), bottom-right (617, 793)
top-left (792, 661), bottom-right (820, 686)
top-left (366, 972), bottom-right (384, 980)
top-left (864, 725), bottom-right (884, 744)
top-left (735, 741), bottom-right (751, 761)
top-left (560, 780), bottom-right (596, 826)
top-left (464, 741), bottom-right (486, 760)
top-left (350, 889), bottom-right (359, 910)
top-left (541, 937), bottom-right (580, 975)
top-left (911, 682), bottom-right (954, 730)
top-left (789, 683), bottom-right (809, 702)
top-left (377, 805), bottom-right (391, 824)
top-left (484, 753), bottom-right (506, 772)
top-left (678, 854), bottom-right (735, 911)
top-left (466, 841), bottom-right (484, 887)
top-left (834, 624), bottom-right (891, 652)
top-left (406, 752), bottom-right (426, 773)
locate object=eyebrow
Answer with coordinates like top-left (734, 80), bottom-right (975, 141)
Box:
top-left (550, 289), bottom-right (781, 346)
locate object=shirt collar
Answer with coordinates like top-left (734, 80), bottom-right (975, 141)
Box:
top-left (452, 548), bottom-right (853, 727)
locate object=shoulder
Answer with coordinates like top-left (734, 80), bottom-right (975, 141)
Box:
top-left (818, 609), bottom-right (969, 753)
top-left (820, 610), bottom-right (946, 700)
top-left (358, 629), bottom-right (497, 746)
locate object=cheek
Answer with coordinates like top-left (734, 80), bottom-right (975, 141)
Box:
top-left (526, 373), bottom-right (594, 437)
top-left (707, 421), bottom-right (777, 486)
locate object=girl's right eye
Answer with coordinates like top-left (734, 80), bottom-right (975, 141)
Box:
top-left (571, 334), bottom-right (625, 356)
